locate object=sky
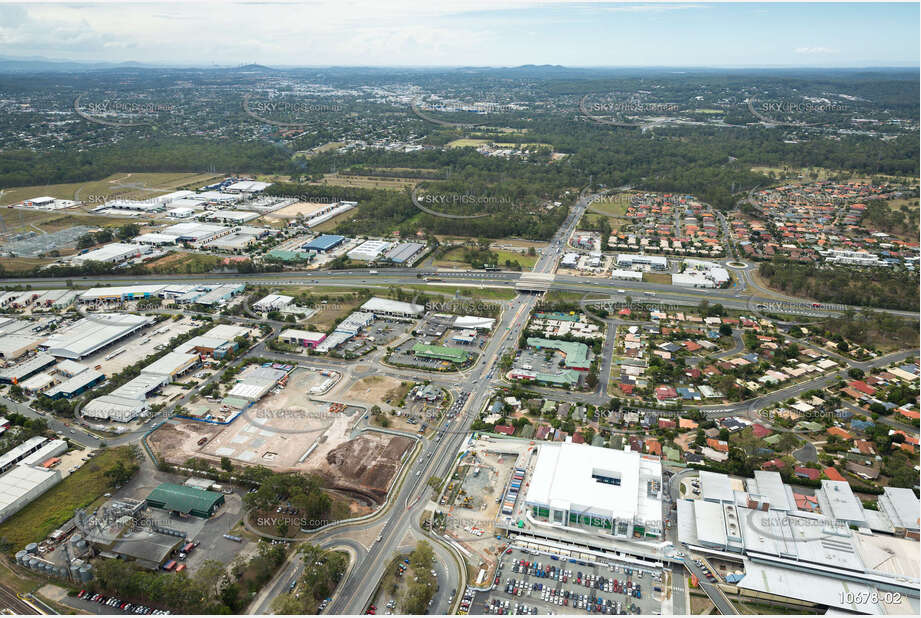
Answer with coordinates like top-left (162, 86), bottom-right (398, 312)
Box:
top-left (0, 1), bottom-right (918, 68)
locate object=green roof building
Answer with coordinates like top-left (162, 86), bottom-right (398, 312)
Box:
top-left (411, 343), bottom-right (470, 364)
top-left (534, 370), bottom-right (580, 387)
top-left (146, 482), bottom-right (225, 518)
top-left (534, 311), bottom-right (580, 322)
top-left (526, 337), bottom-right (591, 370)
top-left (266, 249), bottom-right (313, 263)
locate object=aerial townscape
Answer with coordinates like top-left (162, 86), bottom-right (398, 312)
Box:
top-left (0, 2), bottom-right (918, 617)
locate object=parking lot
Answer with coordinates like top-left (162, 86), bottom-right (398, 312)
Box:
top-left (512, 344), bottom-right (585, 378)
top-left (339, 317), bottom-right (412, 357)
top-left (468, 546), bottom-right (664, 615)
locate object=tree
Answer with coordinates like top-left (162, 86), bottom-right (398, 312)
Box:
top-left (117, 223), bottom-right (140, 240)
top-left (221, 456), bottom-right (234, 472)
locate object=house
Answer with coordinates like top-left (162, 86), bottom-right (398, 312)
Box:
top-left (706, 438), bottom-right (728, 452)
top-left (655, 386), bottom-right (678, 401)
top-left (494, 425), bottom-right (515, 436)
top-left (823, 467), bottom-right (847, 482)
top-left (854, 439), bottom-right (876, 455)
top-left (751, 423), bottom-right (772, 439)
top-left (761, 459), bottom-right (785, 470)
top-left (794, 467), bottom-right (821, 481)
top-left (658, 418), bottom-right (676, 430)
top-left (848, 380), bottom-right (876, 396)
top-left (827, 427), bottom-right (854, 441)
top-left (645, 439), bottom-right (662, 456)
top-left (679, 417), bottom-right (699, 430)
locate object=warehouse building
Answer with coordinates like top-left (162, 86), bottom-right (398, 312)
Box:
top-left (253, 294), bottom-right (293, 312)
top-left (140, 352), bottom-right (199, 380)
top-left (611, 269), bottom-right (643, 282)
top-left (134, 233), bottom-right (177, 246)
top-left (193, 284), bottom-right (245, 307)
top-left (72, 243), bottom-right (150, 265)
top-left (525, 443), bottom-right (663, 539)
top-left (81, 373), bottom-right (165, 423)
top-left (44, 368), bottom-right (105, 399)
top-left (360, 297), bottom-right (424, 319)
top-left (0, 437), bottom-right (50, 473)
top-left (0, 334), bottom-right (45, 360)
top-left (159, 222), bottom-right (230, 245)
top-left (175, 324), bottom-right (250, 358)
top-left (314, 312), bottom-right (374, 353)
top-left (0, 464), bottom-right (62, 523)
top-left (302, 234), bottom-right (346, 253)
top-left (348, 239), bottom-right (392, 261)
top-left (615, 253), bottom-right (668, 270)
top-left (145, 482), bottom-right (224, 518)
top-left (279, 329), bottom-right (327, 349)
top-left (108, 533), bottom-right (184, 571)
top-left (226, 365), bottom-right (288, 402)
top-left (203, 210), bottom-right (260, 224)
top-left (20, 372), bottom-right (56, 395)
top-left (224, 180), bottom-right (272, 193)
top-left (0, 352), bottom-right (57, 385)
top-left (384, 242), bottom-right (425, 264)
top-left (79, 285), bottom-right (168, 303)
top-left (43, 313), bottom-right (154, 359)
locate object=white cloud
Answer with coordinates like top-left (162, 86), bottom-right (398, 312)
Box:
top-left (795, 46), bottom-right (839, 55)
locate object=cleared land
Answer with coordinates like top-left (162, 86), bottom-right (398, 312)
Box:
top-left (0, 172), bottom-right (222, 206)
top-left (308, 173), bottom-right (415, 190)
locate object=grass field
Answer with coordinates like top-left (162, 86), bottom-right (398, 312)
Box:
top-left (445, 138), bottom-right (490, 148)
top-left (0, 256), bottom-right (57, 273)
top-left (0, 172), bottom-right (223, 206)
top-left (643, 272), bottom-right (672, 285)
top-left (588, 193), bottom-right (631, 217)
top-left (0, 446), bottom-right (137, 550)
top-left (582, 212), bottom-right (626, 232)
top-left (405, 284), bottom-right (516, 300)
top-left (310, 208), bottom-right (360, 233)
top-left (144, 252), bottom-right (223, 274)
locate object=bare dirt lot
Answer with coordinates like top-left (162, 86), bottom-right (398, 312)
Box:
top-left (342, 375), bottom-right (406, 405)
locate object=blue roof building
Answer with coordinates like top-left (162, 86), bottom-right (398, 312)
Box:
top-left (303, 234), bottom-right (346, 252)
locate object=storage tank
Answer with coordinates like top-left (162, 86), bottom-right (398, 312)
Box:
top-left (25, 542), bottom-right (38, 554)
top-left (15, 550), bottom-right (27, 565)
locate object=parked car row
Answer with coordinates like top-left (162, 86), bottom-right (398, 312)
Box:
top-left (76, 591), bottom-right (170, 615)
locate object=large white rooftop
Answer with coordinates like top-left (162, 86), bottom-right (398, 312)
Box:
top-left (525, 443), bottom-right (662, 527)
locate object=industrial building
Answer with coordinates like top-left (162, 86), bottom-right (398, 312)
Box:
top-left (226, 365), bottom-right (288, 402)
top-left (615, 253), bottom-right (668, 270)
top-left (0, 437), bottom-right (52, 473)
top-left (302, 234), bottom-right (346, 253)
top-left (191, 284), bottom-right (244, 306)
top-left (159, 222), bottom-right (230, 245)
top-left (71, 243), bottom-right (150, 265)
top-left (145, 482), bottom-right (225, 518)
top-left (43, 313), bottom-right (154, 359)
top-left (611, 269), bottom-right (643, 281)
top-left (877, 487), bottom-right (920, 538)
top-left (525, 443), bottom-right (663, 539)
top-left (0, 334), bottom-right (45, 360)
top-left (453, 316), bottom-right (495, 331)
top-left (253, 294), bottom-right (293, 312)
top-left (140, 352), bottom-right (200, 380)
top-left (0, 464), bottom-right (62, 523)
top-left (279, 329), bottom-right (327, 348)
top-left (0, 353), bottom-right (57, 385)
top-left (175, 324), bottom-right (250, 358)
top-left (203, 210), bottom-right (260, 224)
top-left (81, 373), bottom-right (165, 423)
top-left (347, 239), bottom-right (392, 261)
top-left (384, 242), bottom-right (425, 264)
top-left (314, 312), bottom-right (374, 353)
top-left (224, 180), bottom-right (272, 193)
top-left (44, 368), bottom-right (105, 399)
top-left (360, 297), bottom-right (424, 319)
top-left (79, 285), bottom-right (168, 303)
